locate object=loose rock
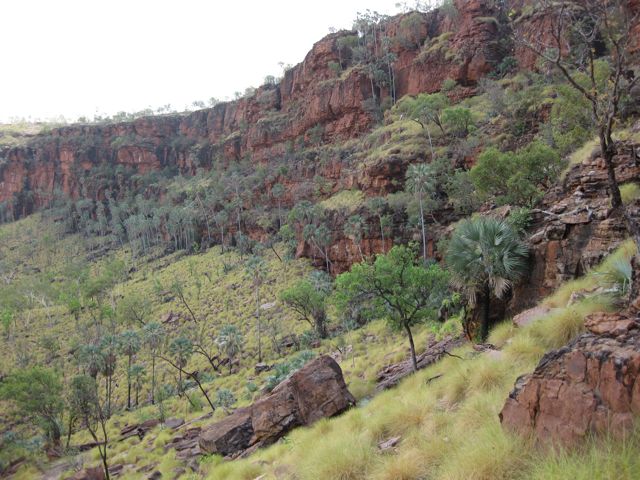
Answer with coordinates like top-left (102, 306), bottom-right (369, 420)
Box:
top-left (199, 355), bottom-right (355, 457)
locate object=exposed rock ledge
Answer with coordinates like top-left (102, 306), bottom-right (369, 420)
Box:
top-left (500, 312), bottom-right (640, 446)
top-left (199, 355), bottom-right (355, 458)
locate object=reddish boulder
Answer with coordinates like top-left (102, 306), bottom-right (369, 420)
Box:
top-left (70, 466), bottom-right (105, 480)
top-left (500, 316), bottom-right (640, 446)
top-left (199, 355), bottom-right (355, 457)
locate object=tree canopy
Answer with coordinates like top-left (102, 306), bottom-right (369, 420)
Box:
top-left (335, 245), bottom-right (450, 370)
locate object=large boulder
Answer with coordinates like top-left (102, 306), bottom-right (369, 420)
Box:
top-left (199, 355), bottom-right (355, 457)
top-left (500, 313), bottom-right (640, 446)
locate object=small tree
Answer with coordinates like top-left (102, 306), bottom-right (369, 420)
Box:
top-left (216, 325), bottom-right (244, 374)
top-left (167, 336), bottom-right (193, 395)
top-left (163, 336), bottom-right (216, 412)
top-left (143, 321), bottom-right (164, 404)
top-left (335, 246), bottom-right (450, 371)
top-left (303, 223), bottom-right (333, 271)
top-left (99, 335), bottom-right (118, 417)
top-left (366, 197), bottom-right (391, 252)
top-left (118, 330), bottom-right (141, 410)
top-left (129, 364), bottom-right (146, 407)
top-left (75, 343), bottom-right (105, 379)
top-left (446, 216), bottom-right (529, 341)
top-left (68, 375), bottom-right (110, 480)
top-left (280, 271), bottom-right (332, 339)
top-left (0, 367), bottom-right (64, 449)
top-left (271, 183), bottom-right (286, 228)
top-left (1, 307), bottom-right (14, 339)
top-left (515, 0), bottom-right (640, 209)
top-left (442, 107), bottom-right (474, 137)
top-left (344, 215), bottom-right (367, 260)
top-left (245, 255), bottom-right (268, 363)
top-left (116, 293), bottom-right (151, 326)
top-left (399, 92), bottom-right (450, 158)
top-left (192, 323), bottom-right (225, 373)
top-left (171, 279), bottom-right (197, 323)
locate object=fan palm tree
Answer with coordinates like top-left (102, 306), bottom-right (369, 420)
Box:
top-left (446, 216), bottom-right (529, 341)
top-left (217, 325), bottom-right (244, 374)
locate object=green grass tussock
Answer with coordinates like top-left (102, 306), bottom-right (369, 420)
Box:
top-left (621, 183), bottom-right (640, 205)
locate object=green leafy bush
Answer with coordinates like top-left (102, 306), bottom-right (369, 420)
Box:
top-left (442, 107), bottom-right (474, 136)
top-left (506, 207), bottom-right (533, 235)
top-left (470, 141), bottom-right (564, 206)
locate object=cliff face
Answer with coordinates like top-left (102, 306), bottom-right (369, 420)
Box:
top-left (0, 0), bottom-right (504, 213)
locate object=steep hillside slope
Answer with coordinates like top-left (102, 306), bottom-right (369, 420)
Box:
top-left (1, 1), bottom-right (640, 479)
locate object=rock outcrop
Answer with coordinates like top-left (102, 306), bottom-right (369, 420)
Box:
top-left (199, 355), bottom-right (355, 457)
top-left (500, 312), bottom-right (640, 446)
top-left (511, 139), bottom-right (640, 313)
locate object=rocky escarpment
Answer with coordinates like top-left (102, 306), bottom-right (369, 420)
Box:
top-left (0, 0), bottom-right (506, 215)
top-left (500, 311), bottom-right (640, 445)
top-left (198, 355), bottom-right (355, 458)
top-left (510, 137), bottom-right (640, 313)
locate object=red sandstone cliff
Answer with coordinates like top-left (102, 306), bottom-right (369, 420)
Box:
top-left (0, 0), bottom-right (504, 213)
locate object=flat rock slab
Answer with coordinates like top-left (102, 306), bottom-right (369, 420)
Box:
top-left (376, 336), bottom-right (465, 391)
top-left (199, 355), bottom-right (355, 457)
top-left (584, 312), bottom-right (639, 336)
top-left (164, 418), bottom-right (185, 430)
top-left (119, 419), bottom-right (160, 441)
top-left (513, 305), bottom-right (551, 327)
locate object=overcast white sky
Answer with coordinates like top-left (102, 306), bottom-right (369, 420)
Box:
top-left (0, 0), bottom-right (412, 122)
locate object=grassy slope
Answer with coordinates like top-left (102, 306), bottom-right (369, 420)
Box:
top-left (0, 215), bottom-right (454, 479)
top-left (193, 241), bottom-right (639, 480)
top-left (6, 228), bottom-right (632, 480)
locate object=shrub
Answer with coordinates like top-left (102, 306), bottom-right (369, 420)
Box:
top-left (442, 107), bottom-right (474, 136)
top-left (445, 170), bottom-right (480, 214)
top-left (328, 61), bottom-right (342, 76)
top-left (620, 183), bottom-right (640, 205)
top-left (507, 207), bottom-right (533, 234)
top-left (215, 389), bottom-right (237, 412)
top-left (441, 78), bottom-right (457, 92)
top-left (551, 81), bottom-right (597, 154)
top-left (470, 141), bottom-right (563, 206)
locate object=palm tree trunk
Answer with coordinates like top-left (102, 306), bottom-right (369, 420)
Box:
top-left (256, 287), bottom-right (262, 363)
top-left (481, 285), bottom-right (491, 342)
top-left (126, 355), bottom-right (132, 410)
top-left (419, 195), bottom-right (427, 263)
top-left (151, 354), bottom-right (156, 405)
